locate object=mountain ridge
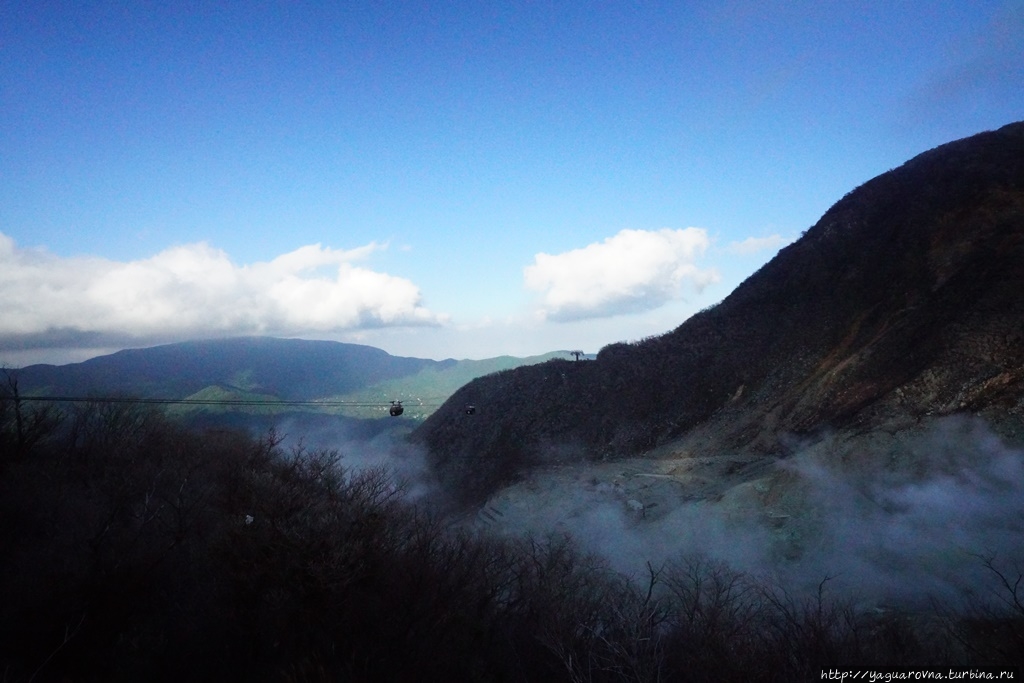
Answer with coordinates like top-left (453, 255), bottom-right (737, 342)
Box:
top-left (417, 121), bottom-right (1024, 503)
top-left (8, 337), bottom-right (569, 420)
top-left (12, 337), bottom-right (437, 400)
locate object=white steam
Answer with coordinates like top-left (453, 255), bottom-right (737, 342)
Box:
top-left (254, 410), bottom-right (1024, 610)
top-left (470, 416), bottom-right (1024, 609)
top-left (269, 415), bottom-right (439, 502)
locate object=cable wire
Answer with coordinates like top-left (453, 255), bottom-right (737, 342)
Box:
top-left (15, 395), bottom-right (444, 408)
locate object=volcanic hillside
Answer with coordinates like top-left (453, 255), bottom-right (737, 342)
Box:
top-left (417, 121), bottom-right (1024, 504)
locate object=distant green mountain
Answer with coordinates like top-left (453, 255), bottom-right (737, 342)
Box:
top-left (12, 337), bottom-right (570, 420)
top-left (323, 354), bottom-right (571, 419)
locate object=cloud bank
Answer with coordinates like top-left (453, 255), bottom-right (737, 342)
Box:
top-left (524, 228), bottom-right (719, 321)
top-left (726, 233), bottom-right (791, 255)
top-left (0, 232), bottom-right (445, 349)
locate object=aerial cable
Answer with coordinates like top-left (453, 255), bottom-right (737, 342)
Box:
top-left (13, 395), bottom-right (443, 408)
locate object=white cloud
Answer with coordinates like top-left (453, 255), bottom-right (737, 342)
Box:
top-left (523, 228), bottom-right (719, 322)
top-left (0, 233), bottom-right (446, 348)
top-left (726, 233), bottom-right (791, 256)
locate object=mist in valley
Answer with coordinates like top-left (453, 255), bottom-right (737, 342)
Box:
top-left (3, 386), bottom-right (1023, 680)
top-left (270, 413), bottom-right (442, 502)
top-left (277, 410), bottom-right (1024, 614)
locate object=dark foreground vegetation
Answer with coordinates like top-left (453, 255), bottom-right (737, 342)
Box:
top-left (2, 389), bottom-right (1022, 681)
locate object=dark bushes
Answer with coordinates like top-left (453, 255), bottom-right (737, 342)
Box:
top-left (1, 399), bottom-right (1021, 681)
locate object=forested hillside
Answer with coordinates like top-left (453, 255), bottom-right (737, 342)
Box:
top-left (418, 122), bottom-right (1024, 504)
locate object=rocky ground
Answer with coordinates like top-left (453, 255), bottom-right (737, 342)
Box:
top-left (460, 414), bottom-right (1024, 614)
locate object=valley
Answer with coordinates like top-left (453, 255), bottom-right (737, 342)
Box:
top-left (3, 122), bottom-right (1023, 678)
top-left (461, 415), bottom-right (1024, 610)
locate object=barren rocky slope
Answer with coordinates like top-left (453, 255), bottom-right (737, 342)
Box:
top-left (417, 122), bottom-right (1024, 505)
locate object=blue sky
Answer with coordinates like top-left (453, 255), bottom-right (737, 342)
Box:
top-left (2, 1), bottom-right (1022, 365)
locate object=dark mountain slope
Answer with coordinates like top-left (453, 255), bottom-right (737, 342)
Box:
top-left (15, 337), bottom-right (448, 400)
top-left (417, 121), bottom-right (1024, 503)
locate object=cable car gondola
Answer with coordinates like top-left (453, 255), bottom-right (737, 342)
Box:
top-left (389, 400), bottom-right (404, 417)
top-left (464, 404), bottom-right (476, 415)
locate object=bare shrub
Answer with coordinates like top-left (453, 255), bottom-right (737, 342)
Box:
top-left (943, 554), bottom-right (1024, 667)
top-left (4, 407), bottom-right (1018, 681)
